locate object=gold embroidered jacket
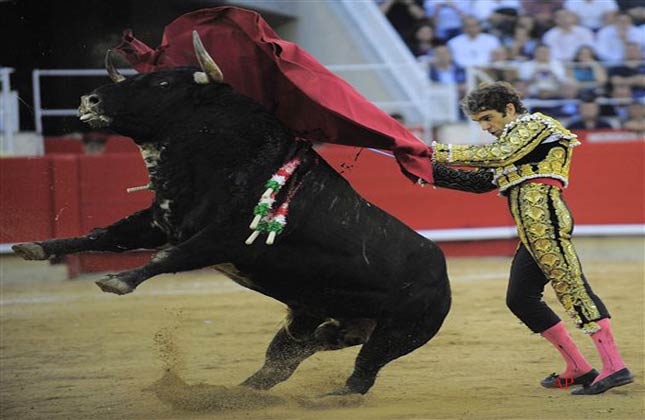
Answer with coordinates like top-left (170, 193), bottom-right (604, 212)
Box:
top-left (432, 113), bottom-right (580, 192)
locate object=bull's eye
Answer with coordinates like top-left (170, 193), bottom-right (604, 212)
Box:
top-left (159, 81), bottom-right (169, 88)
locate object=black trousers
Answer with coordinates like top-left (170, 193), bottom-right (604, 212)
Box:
top-left (506, 183), bottom-right (610, 334)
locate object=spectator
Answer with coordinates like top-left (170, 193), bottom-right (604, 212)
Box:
top-left (608, 42), bottom-right (645, 99)
top-left (429, 45), bottom-right (467, 97)
top-left (471, 0), bottom-right (522, 23)
top-left (564, 0), bottom-right (619, 32)
top-left (447, 17), bottom-right (501, 68)
top-left (622, 102), bottom-right (645, 134)
top-left (520, 0), bottom-right (564, 39)
top-left (555, 83), bottom-right (583, 118)
top-left (515, 15), bottom-right (542, 43)
top-left (519, 44), bottom-right (571, 99)
top-left (487, 8), bottom-right (520, 46)
top-left (484, 47), bottom-right (520, 83)
top-left (542, 10), bottom-right (594, 62)
top-left (595, 13), bottom-right (643, 63)
top-left (424, 0), bottom-right (470, 42)
top-left (600, 85), bottom-right (634, 119)
top-left (507, 26), bottom-right (538, 61)
top-left (407, 19), bottom-right (441, 58)
top-left (567, 100), bottom-right (614, 130)
top-left (617, 0), bottom-right (645, 25)
top-left (378, 0), bottom-right (426, 40)
top-left (566, 46), bottom-right (608, 97)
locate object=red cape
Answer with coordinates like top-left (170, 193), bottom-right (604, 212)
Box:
top-left (115, 6), bottom-right (433, 183)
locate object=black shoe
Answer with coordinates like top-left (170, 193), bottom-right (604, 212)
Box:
top-left (541, 369), bottom-right (599, 389)
top-left (571, 368), bottom-right (634, 395)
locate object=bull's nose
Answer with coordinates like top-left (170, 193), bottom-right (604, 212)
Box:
top-left (86, 94), bottom-right (100, 105)
top-left (79, 94), bottom-right (101, 115)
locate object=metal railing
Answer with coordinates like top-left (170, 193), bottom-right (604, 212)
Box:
top-left (31, 65), bottom-right (456, 144)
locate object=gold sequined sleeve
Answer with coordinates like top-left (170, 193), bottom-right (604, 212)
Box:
top-left (432, 115), bottom-right (555, 168)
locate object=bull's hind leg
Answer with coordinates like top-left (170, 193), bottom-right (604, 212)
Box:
top-left (242, 313), bottom-right (378, 391)
top-left (334, 297), bottom-right (451, 395)
top-left (241, 311), bottom-right (322, 390)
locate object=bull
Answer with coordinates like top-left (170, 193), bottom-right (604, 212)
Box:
top-left (12, 33), bottom-right (451, 395)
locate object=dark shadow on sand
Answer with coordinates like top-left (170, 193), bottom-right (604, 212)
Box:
top-left (146, 370), bottom-right (286, 412)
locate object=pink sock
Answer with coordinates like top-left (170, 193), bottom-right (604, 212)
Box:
top-left (541, 321), bottom-right (593, 378)
top-left (590, 318), bottom-right (626, 382)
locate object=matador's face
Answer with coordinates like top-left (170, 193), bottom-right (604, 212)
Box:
top-left (470, 103), bottom-right (518, 138)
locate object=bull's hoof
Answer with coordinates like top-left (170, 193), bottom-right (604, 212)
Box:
top-left (95, 275), bottom-right (135, 295)
top-left (12, 243), bottom-right (48, 260)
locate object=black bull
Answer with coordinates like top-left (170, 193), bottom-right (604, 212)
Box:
top-left (13, 63), bottom-right (451, 395)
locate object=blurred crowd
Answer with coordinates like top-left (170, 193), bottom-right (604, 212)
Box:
top-left (377, 0), bottom-right (645, 134)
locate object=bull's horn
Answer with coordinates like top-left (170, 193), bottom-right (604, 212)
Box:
top-left (192, 31), bottom-right (224, 82)
top-left (105, 50), bottom-right (126, 83)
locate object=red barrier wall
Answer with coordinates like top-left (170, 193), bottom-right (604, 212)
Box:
top-left (0, 153), bottom-right (153, 275)
top-left (317, 139), bottom-right (645, 229)
top-left (1, 133), bottom-right (642, 274)
top-left (75, 154), bottom-right (153, 272)
top-left (0, 158), bottom-right (54, 242)
top-left (44, 137), bottom-right (84, 154)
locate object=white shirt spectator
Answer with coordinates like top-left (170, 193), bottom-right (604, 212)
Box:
top-left (563, 0), bottom-right (618, 31)
top-left (519, 59), bottom-right (569, 97)
top-left (595, 22), bottom-right (643, 62)
top-left (448, 32), bottom-right (501, 67)
top-left (471, 0), bottom-right (522, 21)
top-left (542, 25), bottom-right (594, 61)
top-left (518, 44), bottom-right (569, 96)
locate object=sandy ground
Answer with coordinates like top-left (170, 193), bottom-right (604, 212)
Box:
top-left (0, 237), bottom-right (643, 419)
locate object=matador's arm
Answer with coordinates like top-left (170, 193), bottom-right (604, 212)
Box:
top-left (431, 114), bottom-right (575, 168)
top-left (432, 164), bottom-right (496, 194)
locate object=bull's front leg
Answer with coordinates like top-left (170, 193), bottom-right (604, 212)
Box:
top-left (12, 208), bottom-right (166, 261)
top-left (95, 226), bottom-right (231, 295)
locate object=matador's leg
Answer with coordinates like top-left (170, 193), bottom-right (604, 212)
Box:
top-left (508, 183), bottom-right (609, 334)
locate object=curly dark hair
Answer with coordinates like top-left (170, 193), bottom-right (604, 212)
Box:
top-left (461, 82), bottom-right (527, 116)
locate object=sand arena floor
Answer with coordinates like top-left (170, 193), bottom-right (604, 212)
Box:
top-left (1, 237), bottom-right (643, 419)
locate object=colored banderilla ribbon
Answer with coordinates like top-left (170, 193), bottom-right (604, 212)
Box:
top-left (246, 157), bottom-right (302, 246)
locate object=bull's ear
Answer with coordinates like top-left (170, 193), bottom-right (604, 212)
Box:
top-left (192, 31), bottom-right (224, 82)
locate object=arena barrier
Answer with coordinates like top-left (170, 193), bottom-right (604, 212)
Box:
top-left (318, 135), bottom-right (643, 256)
top-left (0, 132), bottom-right (642, 275)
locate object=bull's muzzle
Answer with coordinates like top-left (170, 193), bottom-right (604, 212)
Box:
top-left (78, 94), bottom-right (112, 127)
